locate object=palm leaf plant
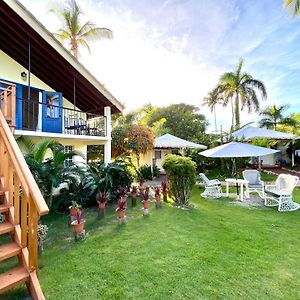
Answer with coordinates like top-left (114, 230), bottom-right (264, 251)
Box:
top-left (50, 0), bottom-right (113, 59)
top-left (219, 59), bottom-right (267, 130)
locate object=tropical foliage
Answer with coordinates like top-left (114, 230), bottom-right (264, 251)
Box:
top-left (50, 0), bottom-right (113, 58)
top-left (112, 123), bottom-right (155, 165)
top-left (259, 104), bottom-right (298, 131)
top-left (162, 155), bottom-right (196, 207)
top-left (219, 59), bottom-right (267, 130)
top-left (202, 87), bottom-right (223, 133)
top-left (17, 138), bottom-right (80, 208)
top-left (284, 0), bottom-right (300, 16)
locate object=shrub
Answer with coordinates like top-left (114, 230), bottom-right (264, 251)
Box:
top-left (162, 155), bottom-right (196, 207)
top-left (137, 164), bottom-right (160, 181)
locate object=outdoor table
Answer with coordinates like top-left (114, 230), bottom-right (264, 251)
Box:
top-left (225, 178), bottom-right (248, 201)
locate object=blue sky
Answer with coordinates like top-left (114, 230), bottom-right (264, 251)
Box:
top-left (21, 0), bottom-right (300, 131)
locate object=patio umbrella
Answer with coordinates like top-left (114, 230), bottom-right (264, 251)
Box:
top-left (199, 142), bottom-right (280, 194)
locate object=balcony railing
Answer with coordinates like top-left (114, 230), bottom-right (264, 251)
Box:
top-left (0, 80), bottom-right (16, 128)
top-left (17, 97), bottom-right (106, 137)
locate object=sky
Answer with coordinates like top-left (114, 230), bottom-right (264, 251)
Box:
top-left (20, 0), bottom-right (300, 132)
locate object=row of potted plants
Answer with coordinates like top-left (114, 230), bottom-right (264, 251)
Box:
top-left (69, 181), bottom-right (169, 233)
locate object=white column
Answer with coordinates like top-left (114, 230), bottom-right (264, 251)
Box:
top-left (104, 106), bottom-right (111, 163)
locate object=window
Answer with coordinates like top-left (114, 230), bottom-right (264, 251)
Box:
top-left (155, 150), bottom-right (161, 159)
top-left (171, 149), bottom-right (179, 155)
top-left (64, 145), bottom-right (74, 167)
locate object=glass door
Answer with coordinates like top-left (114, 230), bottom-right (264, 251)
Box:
top-left (42, 91), bottom-right (62, 133)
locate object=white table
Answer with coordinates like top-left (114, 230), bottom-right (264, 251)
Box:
top-left (225, 178), bottom-right (248, 201)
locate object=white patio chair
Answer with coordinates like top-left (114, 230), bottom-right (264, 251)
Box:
top-left (242, 170), bottom-right (264, 199)
top-left (264, 174), bottom-right (300, 212)
top-left (199, 173), bottom-right (223, 198)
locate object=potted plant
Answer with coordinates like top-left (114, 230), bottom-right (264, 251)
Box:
top-left (154, 187), bottom-right (162, 208)
top-left (96, 191), bottom-right (108, 218)
top-left (71, 209), bottom-right (85, 235)
top-left (118, 187), bottom-right (128, 203)
top-left (115, 198), bottom-right (126, 222)
top-left (69, 201), bottom-right (81, 217)
top-left (141, 187), bottom-right (150, 215)
top-left (130, 185), bottom-right (138, 207)
top-left (139, 179), bottom-right (145, 194)
top-left (161, 181), bottom-right (168, 202)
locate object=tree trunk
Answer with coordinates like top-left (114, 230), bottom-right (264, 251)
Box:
top-left (234, 93), bottom-right (240, 130)
top-left (214, 106), bottom-right (217, 133)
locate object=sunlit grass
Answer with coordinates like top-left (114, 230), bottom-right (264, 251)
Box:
top-left (2, 187), bottom-right (300, 299)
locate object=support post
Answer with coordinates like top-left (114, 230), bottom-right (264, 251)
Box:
top-left (104, 106), bottom-right (111, 164)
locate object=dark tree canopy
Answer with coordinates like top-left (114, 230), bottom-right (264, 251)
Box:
top-left (146, 103), bottom-right (208, 142)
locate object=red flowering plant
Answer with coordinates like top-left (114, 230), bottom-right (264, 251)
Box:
top-left (115, 198), bottom-right (126, 212)
top-left (154, 187), bottom-right (161, 197)
top-left (141, 187), bottom-right (149, 201)
top-left (74, 208), bottom-right (84, 225)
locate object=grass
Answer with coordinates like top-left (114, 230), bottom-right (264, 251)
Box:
top-left (2, 187), bottom-right (300, 299)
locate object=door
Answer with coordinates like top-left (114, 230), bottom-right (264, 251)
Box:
top-left (42, 91), bottom-right (62, 133)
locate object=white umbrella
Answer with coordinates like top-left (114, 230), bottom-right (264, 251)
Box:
top-left (199, 142), bottom-right (280, 158)
top-left (199, 142), bottom-right (280, 195)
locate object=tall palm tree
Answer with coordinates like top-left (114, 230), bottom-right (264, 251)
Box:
top-left (284, 0), bottom-right (300, 16)
top-left (50, 0), bottom-right (113, 59)
top-left (202, 87), bottom-right (223, 133)
top-left (219, 59), bottom-right (267, 130)
top-left (259, 104), bottom-right (295, 130)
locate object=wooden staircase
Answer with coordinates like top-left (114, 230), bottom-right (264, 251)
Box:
top-left (0, 81), bottom-right (49, 299)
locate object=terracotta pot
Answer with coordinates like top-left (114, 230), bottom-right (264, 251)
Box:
top-left (71, 221), bottom-right (84, 234)
top-left (155, 195), bottom-right (161, 202)
top-left (98, 202), bottom-right (106, 209)
top-left (143, 200), bottom-right (150, 209)
top-left (117, 210), bottom-right (126, 219)
top-left (69, 207), bottom-right (78, 217)
top-left (131, 192), bottom-right (137, 199)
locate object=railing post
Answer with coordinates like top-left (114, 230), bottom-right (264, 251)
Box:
top-left (21, 190), bottom-right (28, 248)
top-left (7, 160), bottom-right (13, 205)
top-left (28, 196), bottom-right (38, 272)
top-left (14, 175), bottom-right (20, 225)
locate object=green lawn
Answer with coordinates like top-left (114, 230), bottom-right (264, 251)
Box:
top-left (2, 187), bottom-right (300, 300)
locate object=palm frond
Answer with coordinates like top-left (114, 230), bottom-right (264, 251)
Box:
top-left (284, 0), bottom-right (300, 16)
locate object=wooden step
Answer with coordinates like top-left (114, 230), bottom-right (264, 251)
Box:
top-left (0, 266), bottom-right (29, 293)
top-left (0, 222), bottom-right (14, 235)
top-left (0, 242), bottom-right (21, 261)
top-left (0, 204), bottom-right (8, 213)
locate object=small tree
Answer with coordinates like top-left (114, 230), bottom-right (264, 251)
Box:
top-left (162, 155), bottom-right (196, 207)
top-left (127, 124), bottom-right (154, 167)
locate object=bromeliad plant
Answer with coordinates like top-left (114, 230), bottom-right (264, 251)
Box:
top-left (69, 201), bottom-right (82, 217)
top-left (130, 185), bottom-right (138, 207)
top-left (141, 187), bottom-right (150, 210)
top-left (117, 187), bottom-right (128, 202)
top-left (96, 191), bottom-right (109, 218)
top-left (115, 197), bottom-right (127, 220)
top-left (71, 208), bottom-right (85, 234)
top-left (154, 187), bottom-right (162, 208)
top-left (161, 181), bottom-right (168, 202)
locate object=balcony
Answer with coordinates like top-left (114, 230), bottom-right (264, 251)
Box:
top-left (17, 97), bottom-right (106, 137)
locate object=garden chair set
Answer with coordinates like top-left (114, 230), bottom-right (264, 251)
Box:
top-left (199, 171), bottom-right (300, 212)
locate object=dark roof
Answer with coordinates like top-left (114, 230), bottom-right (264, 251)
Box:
top-left (0, 0), bottom-right (123, 115)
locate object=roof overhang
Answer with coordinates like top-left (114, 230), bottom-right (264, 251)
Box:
top-left (0, 0), bottom-right (123, 115)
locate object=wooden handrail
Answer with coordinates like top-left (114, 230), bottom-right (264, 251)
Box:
top-left (0, 110), bottom-right (49, 216)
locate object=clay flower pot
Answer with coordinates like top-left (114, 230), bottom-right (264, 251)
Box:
top-left (143, 200), bottom-right (150, 209)
top-left (155, 195), bottom-right (161, 202)
top-left (98, 202), bottom-right (106, 209)
top-left (117, 209), bottom-right (126, 219)
top-left (69, 207), bottom-right (78, 217)
top-left (71, 220), bottom-right (85, 234)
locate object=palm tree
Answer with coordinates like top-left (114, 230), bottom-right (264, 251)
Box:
top-left (259, 104), bottom-right (295, 130)
top-left (284, 0), bottom-right (300, 16)
top-left (50, 0), bottom-right (113, 59)
top-left (219, 59), bottom-right (267, 130)
top-left (202, 87), bottom-right (223, 133)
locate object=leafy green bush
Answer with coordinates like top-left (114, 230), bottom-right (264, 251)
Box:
top-left (162, 155), bottom-right (196, 207)
top-left (137, 164), bottom-right (160, 180)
